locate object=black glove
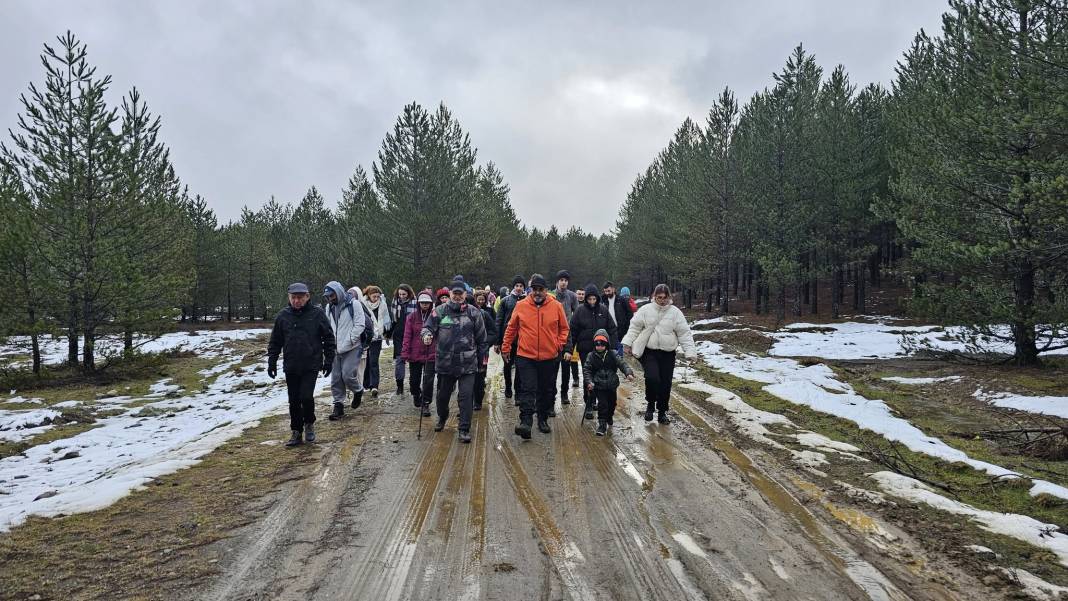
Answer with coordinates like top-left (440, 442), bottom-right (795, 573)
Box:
top-left (322, 361), bottom-right (332, 377)
top-left (267, 361), bottom-right (277, 379)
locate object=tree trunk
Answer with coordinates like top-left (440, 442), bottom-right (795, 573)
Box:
top-left (811, 275), bottom-right (819, 315)
top-left (124, 328), bottom-right (134, 355)
top-left (67, 290), bottom-right (79, 366)
top-left (1012, 261), bottom-right (1040, 366)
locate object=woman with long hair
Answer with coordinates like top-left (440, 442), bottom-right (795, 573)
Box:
top-left (361, 285), bottom-right (393, 397)
top-left (621, 284), bottom-right (696, 424)
top-left (390, 284), bottom-right (416, 396)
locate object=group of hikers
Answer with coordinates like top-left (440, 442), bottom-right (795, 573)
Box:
top-left (266, 271), bottom-right (698, 447)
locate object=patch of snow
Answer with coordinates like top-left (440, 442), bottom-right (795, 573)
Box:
top-left (965, 544), bottom-right (995, 554)
top-left (973, 388), bottom-right (1068, 419)
top-left (995, 566), bottom-right (1068, 601)
top-left (51, 401), bottom-right (81, 409)
top-left (4, 395), bottom-right (43, 405)
top-left (0, 329), bottom-right (308, 532)
top-left (881, 376), bottom-right (961, 385)
top-left (692, 317), bottom-right (729, 327)
top-left (871, 471), bottom-right (1068, 568)
top-left (695, 339), bottom-right (1068, 501)
top-left (0, 408), bottom-right (61, 443)
top-left (671, 532), bottom-right (707, 558)
top-left (146, 378), bottom-right (182, 397)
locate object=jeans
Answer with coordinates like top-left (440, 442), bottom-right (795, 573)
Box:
top-left (515, 357), bottom-right (557, 423)
top-left (640, 349), bottom-right (676, 412)
top-left (363, 339), bottom-right (383, 390)
top-left (436, 373), bottom-right (476, 431)
top-left (394, 355), bottom-right (406, 386)
top-left (285, 370), bottom-right (318, 431)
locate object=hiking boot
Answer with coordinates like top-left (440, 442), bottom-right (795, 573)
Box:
top-left (304, 423), bottom-right (316, 443)
top-left (595, 420), bottom-right (607, 436)
top-left (537, 419), bottom-right (552, 434)
top-left (658, 411), bottom-right (671, 425)
top-left (515, 420), bottom-right (532, 440)
top-left (351, 391), bottom-right (363, 409)
top-left (421, 406), bottom-right (432, 417)
top-left (328, 402), bottom-right (344, 421)
top-left (434, 418), bottom-right (447, 432)
top-left (548, 408), bottom-right (557, 417)
top-left (644, 404), bottom-right (655, 422)
top-left (370, 388), bottom-right (379, 398)
top-left (458, 430), bottom-right (472, 444)
top-left (504, 388), bottom-right (513, 399)
top-left (571, 380), bottom-right (579, 388)
top-left (583, 406), bottom-right (594, 420)
top-left (285, 430), bottom-right (303, 447)
top-left (412, 395), bottom-right (422, 408)
top-left (397, 381), bottom-right (404, 395)
top-left (473, 403), bottom-right (482, 411)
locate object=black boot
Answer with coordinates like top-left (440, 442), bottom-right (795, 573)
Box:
top-left (537, 419), bottom-right (552, 434)
top-left (397, 380), bottom-right (404, 395)
top-left (595, 420), bottom-right (607, 436)
top-left (644, 403), bottom-right (655, 422)
top-left (583, 402), bottom-right (594, 421)
top-left (458, 430), bottom-right (472, 443)
top-left (515, 419), bottom-right (532, 440)
top-left (285, 430), bottom-right (303, 447)
top-left (351, 391), bottom-right (363, 409)
top-left (434, 418), bottom-right (447, 432)
top-left (504, 385), bottom-right (513, 399)
top-left (561, 388), bottom-right (570, 405)
top-left (328, 402), bottom-right (344, 420)
top-left (421, 404), bottom-right (432, 417)
top-left (658, 411), bottom-right (671, 424)
top-left (412, 394), bottom-right (422, 408)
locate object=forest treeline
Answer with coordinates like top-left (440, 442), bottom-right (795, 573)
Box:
top-left (0, 35), bottom-right (615, 373)
top-left (615, 0), bottom-right (1067, 365)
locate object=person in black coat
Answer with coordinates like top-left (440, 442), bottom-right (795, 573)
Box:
top-left (601, 281), bottom-right (633, 356)
top-left (473, 289), bottom-right (498, 411)
top-left (569, 284), bottom-right (618, 411)
top-left (267, 283), bottom-right (337, 447)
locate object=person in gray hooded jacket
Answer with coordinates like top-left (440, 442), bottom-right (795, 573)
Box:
top-left (323, 280), bottom-right (366, 421)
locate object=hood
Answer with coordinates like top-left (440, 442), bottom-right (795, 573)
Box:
top-left (620, 286), bottom-right (631, 297)
top-left (593, 328), bottom-right (610, 345)
top-left (325, 280), bottom-right (350, 320)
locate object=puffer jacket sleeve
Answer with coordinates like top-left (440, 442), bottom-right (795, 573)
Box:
top-left (402, 310), bottom-right (417, 361)
top-left (674, 307), bottom-right (697, 357)
top-left (267, 312), bottom-right (285, 363)
top-left (621, 304), bottom-right (646, 347)
top-left (555, 302), bottom-right (570, 351)
top-left (582, 350), bottom-right (594, 390)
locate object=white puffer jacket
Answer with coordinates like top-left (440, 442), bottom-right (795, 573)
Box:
top-left (621, 302), bottom-right (697, 359)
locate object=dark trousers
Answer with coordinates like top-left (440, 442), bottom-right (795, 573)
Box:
top-left (570, 361), bottom-right (579, 383)
top-left (285, 370), bottom-right (318, 431)
top-left (578, 351), bottom-right (591, 404)
top-left (516, 357), bottom-right (557, 423)
top-left (594, 388), bottom-right (617, 423)
top-left (363, 339), bottom-right (383, 389)
top-left (410, 361), bottom-right (427, 406)
top-left (558, 357), bottom-right (571, 397)
top-left (503, 342), bottom-right (521, 394)
top-left (437, 372), bottom-right (476, 431)
top-left (474, 369), bottom-right (487, 408)
top-left (640, 349), bottom-right (676, 412)
top-left (421, 360), bottom-right (436, 409)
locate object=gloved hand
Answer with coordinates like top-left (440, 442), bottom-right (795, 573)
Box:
top-left (322, 361), bottom-right (332, 377)
top-left (267, 361), bottom-right (277, 379)
top-left (626, 373), bottom-right (635, 382)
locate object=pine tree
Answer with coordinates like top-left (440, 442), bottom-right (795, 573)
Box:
top-left (185, 193), bottom-right (219, 322)
top-left (0, 167), bottom-right (46, 373)
top-left (885, 0), bottom-right (1068, 364)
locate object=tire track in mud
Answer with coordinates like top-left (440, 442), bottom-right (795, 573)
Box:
top-left (553, 406), bottom-right (699, 601)
top-left (487, 389), bottom-right (599, 601)
top-left (327, 416), bottom-right (455, 601)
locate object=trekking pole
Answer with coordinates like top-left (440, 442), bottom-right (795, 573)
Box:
top-left (418, 398), bottom-right (426, 440)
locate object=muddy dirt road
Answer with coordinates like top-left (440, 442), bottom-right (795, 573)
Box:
top-left (200, 358), bottom-right (955, 601)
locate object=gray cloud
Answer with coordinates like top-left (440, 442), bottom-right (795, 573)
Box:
top-left (0, 0), bottom-right (945, 234)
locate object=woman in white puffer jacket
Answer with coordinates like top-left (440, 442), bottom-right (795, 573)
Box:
top-left (621, 284), bottom-right (697, 424)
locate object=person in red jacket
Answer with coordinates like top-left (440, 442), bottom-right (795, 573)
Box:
top-left (402, 290), bottom-right (436, 417)
top-left (502, 274), bottom-right (570, 439)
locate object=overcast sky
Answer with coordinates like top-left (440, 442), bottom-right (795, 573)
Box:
top-left (0, 1), bottom-right (947, 234)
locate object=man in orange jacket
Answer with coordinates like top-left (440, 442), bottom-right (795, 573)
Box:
top-left (502, 273), bottom-right (570, 439)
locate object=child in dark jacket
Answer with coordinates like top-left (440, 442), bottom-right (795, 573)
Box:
top-left (582, 329), bottom-right (634, 436)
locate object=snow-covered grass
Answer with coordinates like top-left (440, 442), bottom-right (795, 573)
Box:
top-left (0, 328), bottom-right (297, 532)
top-left (872, 471), bottom-right (1068, 568)
top-left (972, 388), bottom-right (1068, 420)
top-left (0, 408), bottom-right (61, 442)
top-left (694, 338), bottom-right (1068, 501)
top-left (881, 376), bottom-right (962, 385)
top-left (0, 328), bottom-right (270, 369)
top-left (768, 322), bottom-right (1068, 360)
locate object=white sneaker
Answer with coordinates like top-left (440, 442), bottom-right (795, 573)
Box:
top-left (371, 388), bottom-right (379, 398)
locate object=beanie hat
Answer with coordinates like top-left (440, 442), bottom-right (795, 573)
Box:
top-left (555, 269), bottom-right (570, 281)
top-left (436, 287), bottom-right (450, 299)
top-left (593, 329), bottom-right (610, 345)
top-left (512, 275), bottom-right (526, 287)
top-left (417, 292), bottom-right (433, 303)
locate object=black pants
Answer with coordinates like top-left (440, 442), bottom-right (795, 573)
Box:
top-left (578, 351), bottom-right (591, 404)
top-left (516, 357), bottom-right (556, 423)
top-left (593, 388), bottom-right (617, 423)
top-left (474, 368), bottom-right (487, 408)
top-left (503, 342), bottom-right (521, 394)
top-left (410, 361), bottom-right (427, 407)
top-left (420, 360), bottom-right (436, 409)
top-left (558, 357), bottom-right (571, 398)
top-left (437, 372), bottom-right (476, 431)
top-left (285, 370), bottom-right (318, 431)
top-left (570, 361), bottom-right (579, 383)
top-left (363, 339), bottom-right (383, 389)
top-left (640, 349), bottom-right (676, 412)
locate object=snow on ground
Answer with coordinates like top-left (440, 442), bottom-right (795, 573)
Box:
top-left (3, 395), bottom-right (43, 405)
top-left (0, 329), bottom-right (303, 532)
top-left (0, 408), bottom-right (61, 443)
top-left (677, 377), bottom-right (863, 470)
top-left (972, 388), bottom-right (1068, 420)
top-left (0, 328), bottom-right (271, 369)
top-left (871, 471), bottom-right (1068, 568)
top-left (881, 376), bottom-right (961, 385)
top-left (694, 338), bottom-right (1068, 501)
top-left (769, 322), bottom-right (1068, 360)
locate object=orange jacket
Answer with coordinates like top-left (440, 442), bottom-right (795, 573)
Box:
top-left (502, 294), bottom-right (570, 361)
